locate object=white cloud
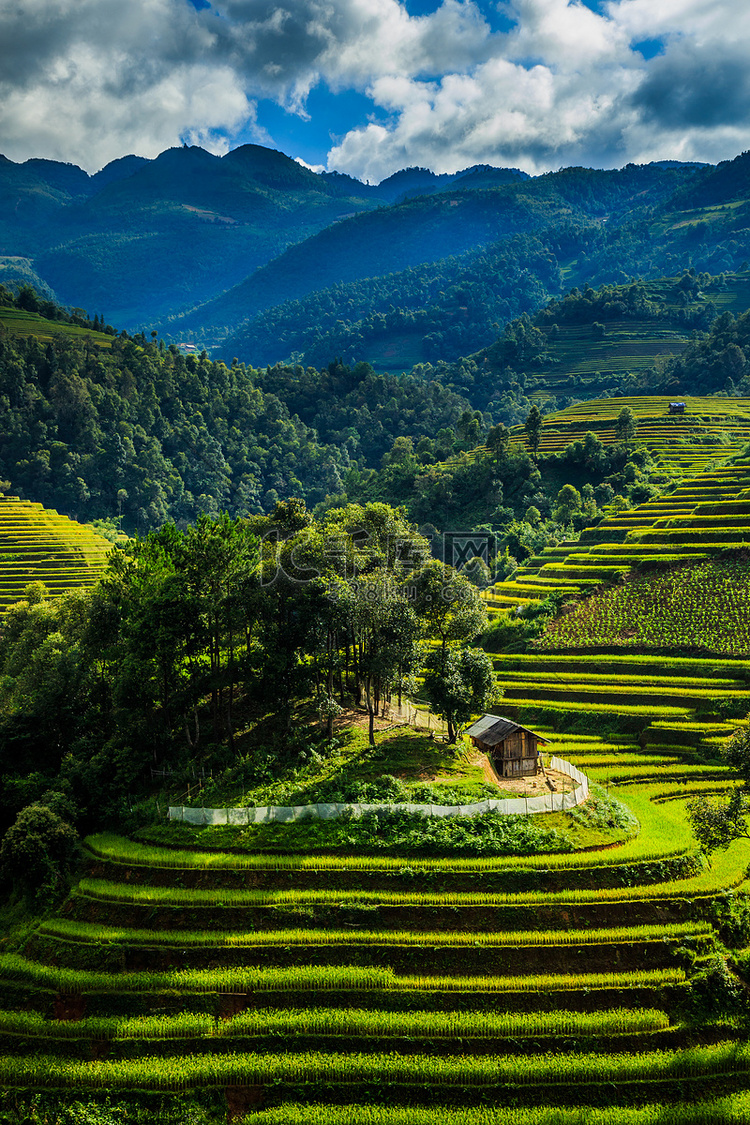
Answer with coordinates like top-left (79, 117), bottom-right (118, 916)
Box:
top-left (1, 0), bottom-right (750, 178)
top-left (327, 0), bottom-right (750, 180)
top-left (294, 155), bottom-right (325, 172)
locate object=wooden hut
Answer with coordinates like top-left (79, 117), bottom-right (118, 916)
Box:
top-left (465, 715), bottom-right (549, 778)
top-left (668, 402), bottom-right (686, 414)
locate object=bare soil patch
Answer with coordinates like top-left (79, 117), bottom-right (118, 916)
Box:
top-left (470, 749), bottom-right (576, 797)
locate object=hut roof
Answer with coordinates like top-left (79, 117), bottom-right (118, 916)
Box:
top-left (465, 714), bottom-right (551, 748)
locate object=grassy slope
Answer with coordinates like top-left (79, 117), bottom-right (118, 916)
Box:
top-left (0, 306), bottom-right (113, 347)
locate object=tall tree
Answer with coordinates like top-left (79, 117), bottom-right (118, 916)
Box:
top-left (524, 404), bottom-right (543, 458)
top-left (421, 647), bottom-right (499, 744)
top-left (615, 406), bottom-right (637, 446)
top-left (408, 560), bottom-right (488, 668)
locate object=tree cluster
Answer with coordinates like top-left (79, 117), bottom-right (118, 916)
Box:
top-left (0, 501), bottom-right (494, 845)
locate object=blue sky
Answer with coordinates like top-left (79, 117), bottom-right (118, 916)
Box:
top-left (0, 0), bottom-right (748, 180)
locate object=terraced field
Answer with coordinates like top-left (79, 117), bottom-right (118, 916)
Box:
top-left (512, 396), bottom-right (750, 474)
top-left (486, 452), bottom-right (750, 750)
top-left (483, 271), bottom-right (750, 402)
top-left (0, 306), bottom-right (113, 347)
top-left (1, 799), bottom-right (749, 1123)
top-left (486, 461), bottom-right (750, 612)
top-left (5, 396), bottom-right (750, 1119)
top-left (534, 320), bottom-right (691, 396)
top-left (0, 494), bottom-right (111, 610)
top-left (447, 396), bottom-right (750, 477)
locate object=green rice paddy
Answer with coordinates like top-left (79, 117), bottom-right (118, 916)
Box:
top-left (6, 394), bottom-right (750, 1120)
top-left (0, 495), bottom-right (111, 611)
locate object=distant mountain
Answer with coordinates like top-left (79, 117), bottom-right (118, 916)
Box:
top-left (372, 164), bottom-right (529, 204)
top-left (0, 144), bottom-right (381, 326)
top-left (1, 141), bottom-right (748, 352)
top-left (212, 161), bottom-right (750, 372)
top-left (0, 143), bottom-right (575, 332)
top-left (181, 160), bottom-right (704, 356)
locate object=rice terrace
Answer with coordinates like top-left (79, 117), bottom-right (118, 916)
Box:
top-left (8, 145), bottom-right (750, 1125)
top-left (4, 392), bottom-right (750, 1122)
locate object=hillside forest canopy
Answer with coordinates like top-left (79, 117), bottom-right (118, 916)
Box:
top-left (2, 277), bottom-right (743, 552)
top-left (0, 500), bottom-right (495, 844)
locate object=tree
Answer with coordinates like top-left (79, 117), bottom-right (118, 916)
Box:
top-left (725, 723), bottom-right (750, 783)
top-left (421, 647), bottom-right (499, 743)
top-left (461, 556), bottom-right (492, 588)
top-left (524, 405), bottom-right (543, 458)
top-left (408, 560), bottom-right (488, 666)
top-left (485, 423), bottom-right (510, 459)
top-left (615, 406), bottom-right (637, 446)
top-left (687, 790), bottom-right (750, 856)
top-left (351, 572), bottom-right (422, 746)
top-left (0, 803), bottom-right (77, 905)
top-left (553, 484), bottom-right (582, 525)
top-left (687, 723), bottom-right (750, 855)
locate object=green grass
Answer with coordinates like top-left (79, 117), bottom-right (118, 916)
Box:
top-left (0, 307), bottom-right (113, 347)
top-left (225, 1097), bottom-right (750, 1125)
top-left (85, 828), bottom-right (683, 873)
top-left (37, 918), bottom-right (712, 950)
top-left (71, 832), bottom-right (748, 907)
top-left (7, 1038), bottom-right (750, 1091)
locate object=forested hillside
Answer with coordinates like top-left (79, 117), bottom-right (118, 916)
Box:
top-left (0, 145), bottom-right (380, 326)
top-left (180, 160), bottom-right (701, 350)
top-left (0, 287), bottom-right (353, 529)
top-left (6, 268), bottom-right (750, 540)
top-left (217, 161), bottom-right (750, 370)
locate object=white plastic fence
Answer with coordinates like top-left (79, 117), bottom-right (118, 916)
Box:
top-left (168, 756), bottom-right (589, 825)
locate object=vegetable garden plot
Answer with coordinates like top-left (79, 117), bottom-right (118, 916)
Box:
top-left (536, 559), bottom-right (750, 654)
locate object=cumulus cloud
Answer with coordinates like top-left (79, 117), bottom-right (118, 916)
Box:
top-left (0, 0), bottom-right (497, 170)
top-left (1, 0), bottom-right (750, 178)
top-left (0, 0), bottom-right (256, 168)
top-left (328, 0), bottom-right (750, 180)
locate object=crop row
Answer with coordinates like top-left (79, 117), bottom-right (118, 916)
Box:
top-left (490, 697), bottom-right (693, 717)
top-left (2, 1039), bottom-right (749, 1090)
top-left (493, 655), bottom-right (750, 677)
top-left (503, 682), bottom-right (750, 704)
top-left (497, 670), bottom-right (745, 689)
top-left (235, 1095), bottom-right (750, 1125)
top-left (536, 560), bottom-right (750, 654)
top-left (0, 1005), bottom-right (671, 1043)
top-left (82, 818), bottom-right (748, 904)
top-left (0, 954), bottom-right (686, 996)
top-left (74, 876), bottom-right (717, 908)
top-left (39, 919), bottom-right (711, 950)
top-left (84, 830), bottom-right (694, 873)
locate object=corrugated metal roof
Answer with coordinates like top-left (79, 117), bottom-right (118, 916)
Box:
top-left (465, 714), bottom-right (550, 747)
